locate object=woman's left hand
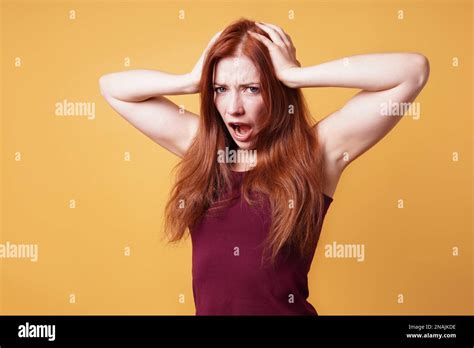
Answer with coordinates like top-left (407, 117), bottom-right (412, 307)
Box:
top-left (248, 22), bottom-right (301, 87)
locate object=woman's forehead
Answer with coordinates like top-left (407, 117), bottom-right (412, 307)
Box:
top-left (214, 56), bottom-right (260, 85)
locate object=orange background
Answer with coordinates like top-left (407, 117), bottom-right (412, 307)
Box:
top-left (1, 0), bottom-right (472, 314)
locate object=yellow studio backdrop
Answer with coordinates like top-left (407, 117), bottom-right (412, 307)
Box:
top-left (1, 0), bottom-right (472, 315)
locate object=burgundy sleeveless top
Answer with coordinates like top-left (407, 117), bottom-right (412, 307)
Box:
top-left (190, 170), bottom-right (333, 315)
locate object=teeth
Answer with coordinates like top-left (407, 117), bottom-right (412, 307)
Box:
top-left (230, 123), bottom-right (250, 137)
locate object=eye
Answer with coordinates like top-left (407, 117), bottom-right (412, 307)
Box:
top-left (214, 87), bottom-right (226, 93)
top-left (247, 86), bottom-right (260, 94)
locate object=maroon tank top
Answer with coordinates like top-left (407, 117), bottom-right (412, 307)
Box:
top-left (190, 170), bottom-right (333, 315)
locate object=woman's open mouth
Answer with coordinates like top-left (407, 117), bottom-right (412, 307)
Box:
top-left (228, 122), bottom-right (253, 142)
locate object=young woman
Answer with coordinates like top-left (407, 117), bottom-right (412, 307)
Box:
top-left (99, 18), bottom-right (430, 315)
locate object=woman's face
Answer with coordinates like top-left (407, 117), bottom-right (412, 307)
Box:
top-left (213, 55), bottom-right (266, 150)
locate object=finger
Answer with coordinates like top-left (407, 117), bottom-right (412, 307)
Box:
top-left (254, 22), bottom-right (285, 46)
top-left (248, 31), bottom-right (276, 49)
top-left (258, 22), bottom-right (291, 47)
top-left (263, 22), bottom-right (295, 51)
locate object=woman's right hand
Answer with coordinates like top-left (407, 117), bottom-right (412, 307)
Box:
top-left (188, 30), bottom-right (223, 92)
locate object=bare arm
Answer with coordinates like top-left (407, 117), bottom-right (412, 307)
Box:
top-left (283, 52), bottom-right (430, 172)
top-left (99, 70), bottom-right (199, 157)
top-left (99, 30), bottom-right (222, 157)
top-left (99, 70), bottom-right (198, 101)
top-left (286, 53), bottom-right (429, 198)
top-left (280, 53), bottom-right (430, 201)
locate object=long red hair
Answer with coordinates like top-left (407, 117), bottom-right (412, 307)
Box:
top-left (164, 18), bottom-right (328, 267)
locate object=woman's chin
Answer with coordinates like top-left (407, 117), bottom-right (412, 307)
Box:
top-left (233, 136), bottom-right (255, 149)
top-left (235, 141), bottom-right (253, 151)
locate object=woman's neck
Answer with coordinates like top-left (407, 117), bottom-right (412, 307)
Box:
top-left (230, 161), bottom-right (254, 172)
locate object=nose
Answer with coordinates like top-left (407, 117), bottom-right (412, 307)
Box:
top-left (227, 91), bottom-right (244, 116)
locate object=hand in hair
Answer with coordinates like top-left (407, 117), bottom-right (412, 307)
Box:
top-left (189, 30), bottom-right (223, 91)
top-left (248, 22), bottom-right (301, 87)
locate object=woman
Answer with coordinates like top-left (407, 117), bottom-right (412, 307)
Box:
top-left (99, 18), bottom-right (430, 315)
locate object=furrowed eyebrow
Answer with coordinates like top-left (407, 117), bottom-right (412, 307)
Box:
top-left (213, 82), bottom-right (260, 86)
